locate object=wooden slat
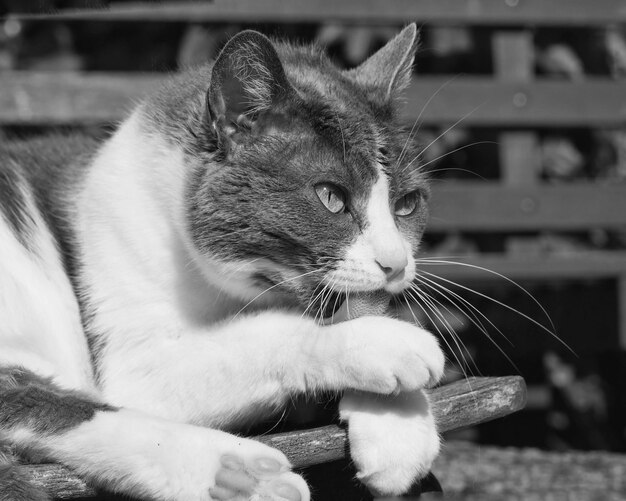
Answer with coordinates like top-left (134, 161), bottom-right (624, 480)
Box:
top-left (429, 183), bottom-right (626, 231)
top-left (22, 376), bottom-right (526, 499)
top-left (492, 31), bottom-right (540, 186)
top-left (0, 72), bottom-right (161, 125)
top-left (403, 78), bottom-right (626, 127)
top-left (2, 73), bottom-right (626, 127)
top-left (12, 0), bottom-right (626, 26)
top-left (418, 253), bottom-right (626, 281)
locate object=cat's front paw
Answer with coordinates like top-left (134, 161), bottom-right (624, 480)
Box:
top-left (335, 316), bottom-right (445, 394)
top-left (340, 390), bottom-right (440, 496)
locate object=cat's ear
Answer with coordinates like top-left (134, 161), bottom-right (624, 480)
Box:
top-left (347, 23), bottom-right (419, 100)
top-left (206, 30), bottom-right (294, 144)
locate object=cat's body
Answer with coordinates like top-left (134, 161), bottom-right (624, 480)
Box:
top-left (0, 25), bottom-right (444, 500)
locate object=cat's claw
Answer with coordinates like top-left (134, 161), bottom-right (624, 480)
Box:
top-left (209, 454), bottom-right (308, 501)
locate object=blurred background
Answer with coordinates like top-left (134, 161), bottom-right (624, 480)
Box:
top-left (2, 1), bottom-right (626, 499)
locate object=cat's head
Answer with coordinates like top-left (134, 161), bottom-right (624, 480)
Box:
top-left (184, 25), bottom-right (429, 316)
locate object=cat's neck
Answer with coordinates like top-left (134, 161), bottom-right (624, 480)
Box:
top-left (77, 111), bottom-right (230, 330)
top-left (76, 111), bottom-right (289, 334)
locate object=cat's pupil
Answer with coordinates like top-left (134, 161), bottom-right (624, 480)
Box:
top-left (315, 183), bottom-right (346, 214)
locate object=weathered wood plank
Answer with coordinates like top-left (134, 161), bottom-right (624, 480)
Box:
top-left (21, 376), bottom-right (525, 499)
top-left (0, 72), bottom-right (161, 124)
top-left (402, 78), bottom-right (626, 127)
top-left (2, 73), bottom-right (626, 127)
top-left (492, 30), bottom-right (540, 186)
top-left (429, 183), bottom-right (626, 231)
top-left (12, 0), bottom-right (626, 26)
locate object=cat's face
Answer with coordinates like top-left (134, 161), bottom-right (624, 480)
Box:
top-left (186, 26), bottom-right (429, 316)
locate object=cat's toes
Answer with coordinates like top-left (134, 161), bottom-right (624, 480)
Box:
top-left (209, 453), bottom-right (309, 501)
top-left (354, 421), bottom-right (440, 497)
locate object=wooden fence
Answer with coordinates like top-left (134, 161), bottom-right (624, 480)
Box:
top-left (4, 0), bottom-right (626, 348)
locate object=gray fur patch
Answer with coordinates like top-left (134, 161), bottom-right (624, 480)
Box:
top-left (0, 367), bottom-right (116, 436)
top-left (0, 448), bottom-right (50, 501)
top-left (0, 165), bottom-right (34, 249)
top-left (0, 135), bottom-right (103, 377)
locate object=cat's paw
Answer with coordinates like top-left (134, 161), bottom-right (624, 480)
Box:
top-left (340, 390), bottom-right (440, 496)
top-left (208, 454), bottom-right (308, 501)
top-left (335, 316), bottom-right (445, 394)
top-left (132, 420), bottom-right (310, 501)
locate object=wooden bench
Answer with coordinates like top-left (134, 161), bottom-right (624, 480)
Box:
top-left (3, 1), bottom-right (626, 497)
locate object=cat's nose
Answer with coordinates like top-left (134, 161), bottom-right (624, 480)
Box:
top-left (376, 253), bottom-right (408, 282)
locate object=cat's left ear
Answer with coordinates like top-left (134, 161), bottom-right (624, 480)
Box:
top-left (347, 23), bottom-right (419, 100)
top-left (206, 30), bottom-right (295, 148)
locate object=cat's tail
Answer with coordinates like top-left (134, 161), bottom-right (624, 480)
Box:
top-left (0, 442), bottom-right (50, 501)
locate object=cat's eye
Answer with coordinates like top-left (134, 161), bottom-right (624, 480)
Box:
top-left (315, 183), bottom-right (346, 214)
top-left (395, 192), bottom-right (419, 216)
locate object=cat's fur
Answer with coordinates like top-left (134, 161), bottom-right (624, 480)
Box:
top-left (0, 25), bottom-right (444, 500)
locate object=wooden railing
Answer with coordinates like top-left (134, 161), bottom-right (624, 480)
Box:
top-left (13, 0), bottom-right (626, 26)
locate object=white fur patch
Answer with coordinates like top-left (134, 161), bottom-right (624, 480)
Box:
top-left (0, 192), bottom-right (94, 392)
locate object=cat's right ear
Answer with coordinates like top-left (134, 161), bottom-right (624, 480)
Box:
top-left (206, 30), bottom-right (294, 153)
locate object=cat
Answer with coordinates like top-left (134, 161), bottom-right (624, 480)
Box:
top-left (0, 24), bottom-right (444, 500)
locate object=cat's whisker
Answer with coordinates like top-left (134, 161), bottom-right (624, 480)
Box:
top-left (315, 282), bottom-right (335, 325)
top-left (319, 276), bottom-right (342, 324)
top-left (407, 282), bottom-right (479, 376)
top-left (416, 258), bottom-right (558, 336)
top-left (328, 281), bottom-right (344, 323)
top-left (411, 277), bottom-right (515, 373)
top-left (407, 281), bottom-right (479, 376)
top-left (396, 74), bottom-right (461, 169)
top-left (416, 266), bottom-right (574, 354)
top-left (425, 167), bottom-right (489, 180)
top-left (416, 141), bottom-right (499, 172)
top-left (301, 275), bottom-right (334, 321)
top-left (231, 269), bottom-right (324, 321)
top-left (403, 102), bottom-right (486, 173)
top-left (414, 274), bottom-right (512, 347)
top-left (306, 280), bottom-right (332, 324)
top-left (404, 285), bottom-right (474, 378)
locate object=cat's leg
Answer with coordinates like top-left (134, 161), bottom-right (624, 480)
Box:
top-left (99, 313), bottom-right (445, 428)
top-left (0, 366), bottom-right (309, 501)
top-left (339, 390), bottom-right (440, 496)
